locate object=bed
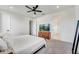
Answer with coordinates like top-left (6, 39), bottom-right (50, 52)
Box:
top-left (3, 35), bottom-right (46, 54)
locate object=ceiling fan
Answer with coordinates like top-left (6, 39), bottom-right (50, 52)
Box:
top-left (25, 5), bottom-right (42, 15)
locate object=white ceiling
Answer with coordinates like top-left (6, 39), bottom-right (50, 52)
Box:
top-left (0, 5), bottom-right (74, 18)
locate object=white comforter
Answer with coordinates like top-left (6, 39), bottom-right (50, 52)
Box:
top-left (5, 35), bottom-right (46, 54)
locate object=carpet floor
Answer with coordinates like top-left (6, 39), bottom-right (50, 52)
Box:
top-left (36, 39), bottom-right (72, 54)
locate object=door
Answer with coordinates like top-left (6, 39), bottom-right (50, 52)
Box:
top-left (29, 20), bottom-right (37, 36)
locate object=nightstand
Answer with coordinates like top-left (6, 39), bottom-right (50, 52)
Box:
top-left (0, 49), bottom-right (14, 54)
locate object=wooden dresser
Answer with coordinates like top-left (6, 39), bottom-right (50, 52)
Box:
top-left (38, 31), bottom-right (51, 40)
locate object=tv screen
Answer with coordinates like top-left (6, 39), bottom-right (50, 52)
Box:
top-left (39, 24), bottom-right (50, 31)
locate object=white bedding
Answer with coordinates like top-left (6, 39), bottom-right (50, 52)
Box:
top-left (0, 38), bottom-right (8, 51)
top-left (5, 35), bottom-right (46, 54)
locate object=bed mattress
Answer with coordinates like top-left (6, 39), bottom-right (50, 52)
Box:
top-left (5, 35), bottom-right (46, 54)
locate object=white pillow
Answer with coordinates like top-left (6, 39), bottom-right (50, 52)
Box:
top-left (0, 38), bottom-right (8, 51)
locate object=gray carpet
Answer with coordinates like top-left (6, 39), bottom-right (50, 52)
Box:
top-left (36, 39), bottom-right (72, 54)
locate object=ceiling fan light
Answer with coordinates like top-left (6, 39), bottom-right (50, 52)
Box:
top-left (56, 6), bottom-right (59, 8)
top-left (9, 6), bottom-right (13, 9)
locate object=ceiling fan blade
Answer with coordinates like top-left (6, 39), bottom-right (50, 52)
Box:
top-left (34, 5), bottom-right (38, 10)
top-left (27, 10), bottom-right (33, 12)
top-left (25, 6), bottom-right (32, 10)
top-left (36, 10), bottom-right (42, 12)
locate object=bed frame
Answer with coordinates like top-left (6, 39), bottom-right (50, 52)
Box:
top-left (33, 44), bottom-right (45, 54)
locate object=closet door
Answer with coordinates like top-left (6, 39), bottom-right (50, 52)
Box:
top-left (31, 20), bottom-right (37, 36)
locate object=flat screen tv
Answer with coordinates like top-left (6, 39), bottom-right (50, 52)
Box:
top-left (39, 24), bottom-right (50, 31)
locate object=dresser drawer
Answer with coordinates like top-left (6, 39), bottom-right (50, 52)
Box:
top-left (38, 31), bottom-right (51, 40)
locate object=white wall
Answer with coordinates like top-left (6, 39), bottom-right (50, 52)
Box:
top-left (33, 7), bottom-right (75, 43)
top-left (0, 10), bottom-right (30, 36)
top-left (0, 13), bottom-right (2, 32)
